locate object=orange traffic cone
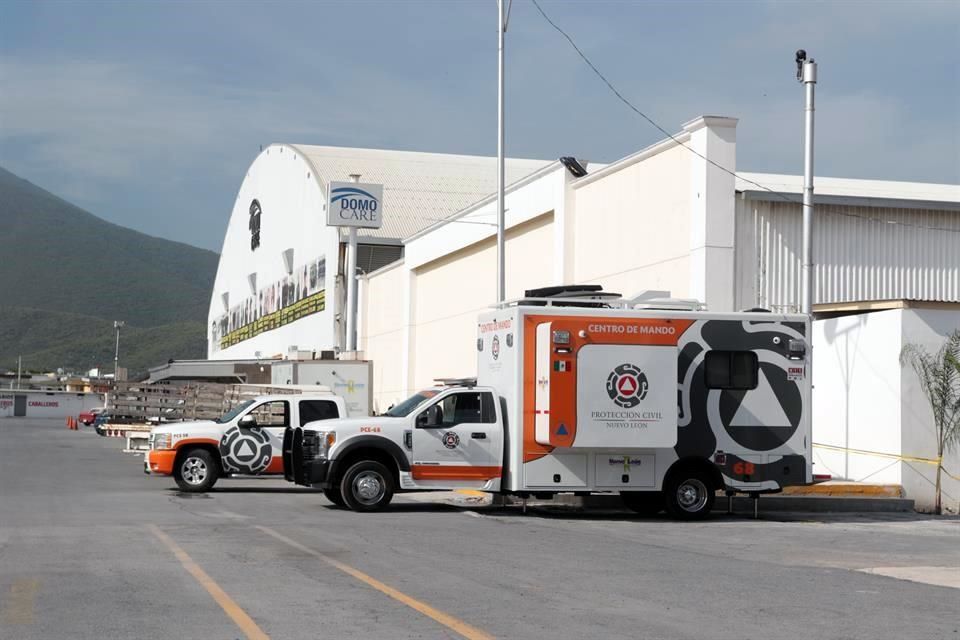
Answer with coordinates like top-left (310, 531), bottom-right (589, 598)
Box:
top-left (71, 417), bottom-right (77, 430)
top-left (66, 416), bottom-right (71, 429)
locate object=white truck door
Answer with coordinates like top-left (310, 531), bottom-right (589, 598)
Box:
top-left (221, 399), bottom-right (290, 475)
top-left (411, 389), bottom-right (502, 489)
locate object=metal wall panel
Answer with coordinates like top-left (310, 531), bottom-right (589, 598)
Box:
top-left (735, 198), bottom-right (960, 311)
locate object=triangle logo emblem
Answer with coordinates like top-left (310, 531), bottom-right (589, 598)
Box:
top-left (556, 424), bottom-right (568, 436)
top-left (730, 370), bottom-right (791, 428)
top-left (235, 440), bottom-right (257, 460)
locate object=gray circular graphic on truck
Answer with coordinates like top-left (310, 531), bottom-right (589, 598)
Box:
top-left (606, 363), bottom-right (649, 408)
top-left (219, 425), bottom-right (272, 474)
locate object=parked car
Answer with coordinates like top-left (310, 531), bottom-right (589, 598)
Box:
top-left (79, 407), bottom-right (105, 426)
top-left (93, 411), bottom-right (138, 436)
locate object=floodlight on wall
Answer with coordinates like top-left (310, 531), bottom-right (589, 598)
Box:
top-left (282, 248), bottom-right (294, 275)
top-left (559, 156), bottom-right (588, 178)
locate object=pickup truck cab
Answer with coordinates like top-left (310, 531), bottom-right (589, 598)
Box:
top-left (285, 384), bottom-right (502, 510)
top-left (147, 392), bottom-right (346, 492)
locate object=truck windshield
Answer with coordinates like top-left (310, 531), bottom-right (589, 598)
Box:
top-left (215, 399), bottom-right (255, 424)
top-left (384, 390), bottom-right (438, 417)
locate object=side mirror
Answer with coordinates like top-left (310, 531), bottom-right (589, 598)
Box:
top-left (238, 414), bottom-right (257, 428)
top-left (417, 404), bottom-right (442, 428)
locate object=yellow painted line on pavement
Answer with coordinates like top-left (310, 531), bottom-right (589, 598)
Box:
top-left (0, 578), bottom-right (40, 625)
top-left (255, 525), bottom-right (494, 640)
top-left (454, 489), bottom-right (488, 497)
top-left (147, 525), bottom-right (270, 640)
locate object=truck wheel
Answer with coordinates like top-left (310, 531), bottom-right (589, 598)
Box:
top-left (620, 491), bottom-right (664, 516)
top-left (323, 486), bottom-right (346, 507)
top-left (664, 469), bottom-right (714, 520)
top-left (174, 448), bottom-right (219, 492)
top-left (340, 460), bottom-right (394, 512)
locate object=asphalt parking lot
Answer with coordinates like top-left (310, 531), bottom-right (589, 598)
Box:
top-left (1, 419), bottom-right (958, 640)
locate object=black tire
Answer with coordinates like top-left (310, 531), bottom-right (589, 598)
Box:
top-left (339, 460), bottom-right (394, 512)
top-left (620, 491), bottom-right (664, 516)
top-left (664, 469), bottom-right (715, 520)
top-left (323, 486), bottom-right (346, 507)
top-left (174, 448), bottom-right (220, 492)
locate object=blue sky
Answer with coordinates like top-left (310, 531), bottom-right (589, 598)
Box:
top-left (1, 0), bottom-right (957, 252)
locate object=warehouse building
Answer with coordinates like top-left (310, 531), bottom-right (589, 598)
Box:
top-left (209, 116), bottom-right (959, 510)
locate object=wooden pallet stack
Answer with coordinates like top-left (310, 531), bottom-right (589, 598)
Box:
top-left (109, 382), bottom-right (229, 422)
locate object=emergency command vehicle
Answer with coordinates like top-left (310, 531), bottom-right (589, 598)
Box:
top-left (286, 287), bottom-right (812, 519)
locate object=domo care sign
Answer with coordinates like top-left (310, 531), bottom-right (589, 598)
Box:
top-left (326, 181), bottom-right (384, 229)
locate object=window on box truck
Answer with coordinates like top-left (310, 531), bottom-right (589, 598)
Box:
top-left (298, 400), bottom-right (339, 425)
top-left (705, 351), bottom-right (759, 390)
top-left (385, 390), bottom-right (439, 417)
top-left (250, 400), bottom-right (290, 427)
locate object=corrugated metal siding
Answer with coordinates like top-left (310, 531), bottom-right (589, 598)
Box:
top-left (735, 199), bottom-right (960, 311)
top-left (356, 244), bottom-right (403, 275)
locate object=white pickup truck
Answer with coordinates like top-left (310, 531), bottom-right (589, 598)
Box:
top-left (146, 392), bottom-right (346, 492)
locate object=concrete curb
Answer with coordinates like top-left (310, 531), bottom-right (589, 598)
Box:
top-left (490, 493), bottom-right (916, 513)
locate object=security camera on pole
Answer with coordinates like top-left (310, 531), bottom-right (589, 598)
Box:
top-left (796, 49), bottom-right (817, 316)
top-left (327, 175), bottom-right (383, 354)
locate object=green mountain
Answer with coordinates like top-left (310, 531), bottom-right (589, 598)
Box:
top-left (0, 166), bottom-right (218, 375)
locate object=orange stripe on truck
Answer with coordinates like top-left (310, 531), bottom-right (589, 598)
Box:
top-left (412, 465), bottom-right (502, 481)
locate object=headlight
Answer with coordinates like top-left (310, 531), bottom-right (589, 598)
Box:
top-left (153, 433), bottom-right (173, 450)
top-left (316, 431), bottom-right (336, 458)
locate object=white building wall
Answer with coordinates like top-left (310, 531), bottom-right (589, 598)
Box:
top-left (360, 261), bottom-right (407, 413)
top-left (0, 391), bottom-right (104, 419)
top-left (812, 310), bottom-right (904, 484)
top-left (571, 142), bottom-right (692, 298)
top-left (409, 214), bottom-right (554, 396)
top-left (899, 308), bottom-right (960, 513)
top-left (570, 116), bottom-right (737, 309)
top-left (813, 307), bottom-right (960, 513)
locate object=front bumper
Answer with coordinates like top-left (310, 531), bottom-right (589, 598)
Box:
top-left (143, 449), bottom-right (176, 475)
top-left (285, 427), bottom-right (331, 487)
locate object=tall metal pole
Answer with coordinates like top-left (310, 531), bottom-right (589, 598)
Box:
top-left (496, 0), bottom-right (506, 303)
top-left (798, 51), bottom-right (817, 315)
top-left (113, 320), bottom-right (124, 380)
top-left (345, 174), bottom-right (360, 352)
top-left (16, 355), bottom-right (21, 389)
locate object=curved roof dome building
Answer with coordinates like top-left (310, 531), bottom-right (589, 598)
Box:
top-left (207, 144), bottom-right (550, 359)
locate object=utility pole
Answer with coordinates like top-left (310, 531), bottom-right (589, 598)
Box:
top-left (496, 1), bottom-right (511, 303)
top-left (113, 320), bottom-right (125, 381)
top-left (797, 50), bottom-right (817, 315)
top-left (16, 355), bottom-right (21, 389)
top-left (345, 174), bottom-right (360, 352)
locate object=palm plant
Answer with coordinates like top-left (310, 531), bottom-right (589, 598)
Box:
top-left (900, 330), bottom-right (960, 514)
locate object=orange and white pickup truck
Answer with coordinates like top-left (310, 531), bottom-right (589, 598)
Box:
top-left (145, 392), bottom-right (346, 492)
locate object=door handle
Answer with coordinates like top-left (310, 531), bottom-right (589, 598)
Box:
top-left (470, 432), bottom-right (487, 440)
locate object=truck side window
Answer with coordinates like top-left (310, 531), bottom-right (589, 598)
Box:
top-left (437, 392), bottom-right (483, 427)
top-left (480, 392), bottom-right (497, 424)
top-left (250, 400), bottom-right (290, 427)
top-left (705, 351), bottom-right (759, 390)
top-left (298, 400), bottom-right (339, 425)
